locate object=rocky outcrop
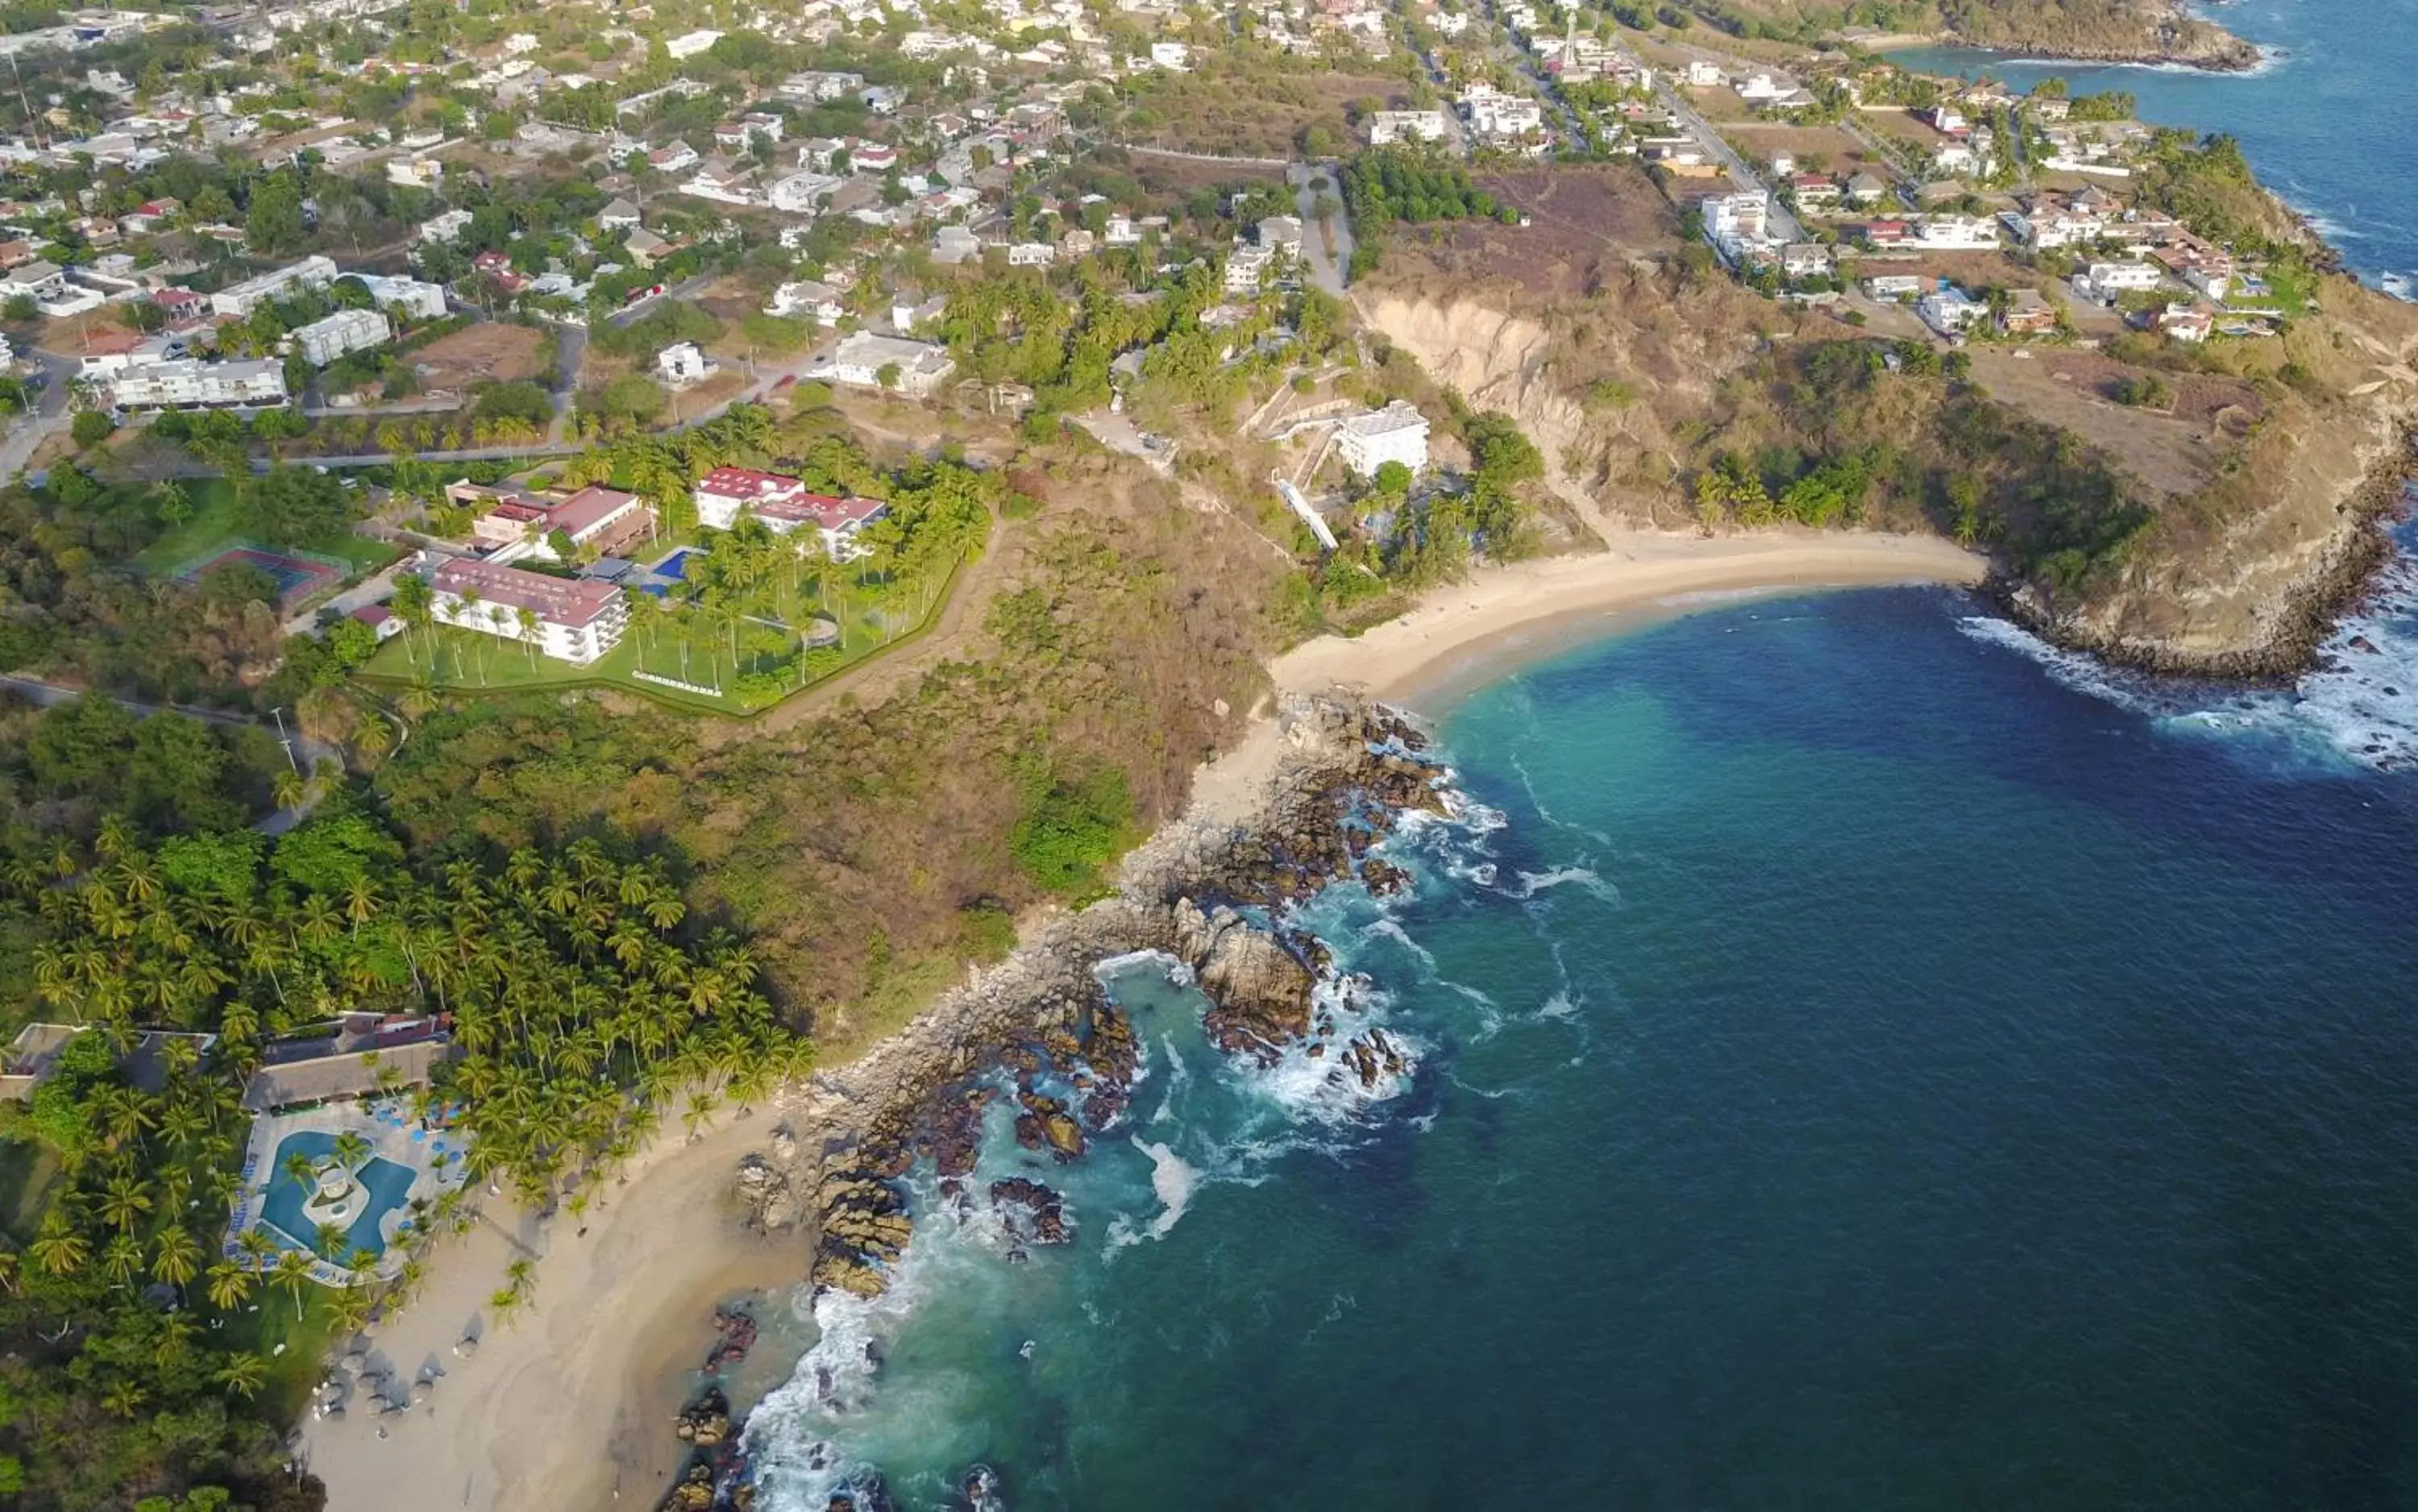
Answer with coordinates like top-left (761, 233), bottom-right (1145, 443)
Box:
top-left (989, 1177), bottom-right (1071, 1247)
top-left (729, 696), bottom-right (1449, 1306)
top-left (1174, 901), bottom-right (1318, 1061)
top-left (2000, 427), bottom-right (2417, 679)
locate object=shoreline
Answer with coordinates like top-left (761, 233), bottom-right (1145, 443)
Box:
top-left (1267, 528), bottom-right (1988, 715)
top-left (301, 531), bottom-right (1984, 1511)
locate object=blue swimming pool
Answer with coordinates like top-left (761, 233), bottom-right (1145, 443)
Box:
top-left (655, 547), bottom-right (705, 580)
top-left (259, 1130), bottom-right (415, 1261)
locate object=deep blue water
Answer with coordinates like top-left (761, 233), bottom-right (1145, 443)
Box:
top-left (744, 590), bottom-right (2418, 1510)
top-left (1890, 0), bottom-right (2418, 294)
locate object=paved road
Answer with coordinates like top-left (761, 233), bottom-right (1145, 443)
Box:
top-left (1290, 162), bottom-right (1353, 297)
top-left (1656, 84), bottom-right (1806, 243)
top-left (548, 320), bottom-right (588, 443)
top-left (605, 273), bottom-right (713, 330)
top-left (0, 353), bottom-right (76, 481)
top-left (0, 673), bottom-right (340, 833)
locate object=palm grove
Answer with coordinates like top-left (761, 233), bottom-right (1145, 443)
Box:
top-left (0, 694), bottom-right (805, 1510)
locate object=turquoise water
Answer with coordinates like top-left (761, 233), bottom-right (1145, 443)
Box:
top-left (1888, 0), bottom-right (2418, 295)
top-left (260, 1130), bottom-right (413, 1260)
top-left (745, 589), bottom-right (2418, 1509)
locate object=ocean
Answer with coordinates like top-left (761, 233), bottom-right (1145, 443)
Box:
top-left (1888, 0), bottom-right (2418, 297)
top-left (733, 8), bottom-right (2418, 1506)
top-left (739, 589), bottom-right (2418, 1509)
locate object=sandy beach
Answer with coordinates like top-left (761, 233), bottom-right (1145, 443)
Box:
top-left (299, 527), bottom-right (1982, 1511)
top-left (297, 1107), bottom-right (803, 1512)
top-left (1273, 528), bottom-right (1988, 709)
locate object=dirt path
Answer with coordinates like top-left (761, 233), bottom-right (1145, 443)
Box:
top-left (697, 512), bottom-right (1011, 745)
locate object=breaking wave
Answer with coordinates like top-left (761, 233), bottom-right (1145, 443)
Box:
top-left (1955, 529), bottom-right (2418, 772)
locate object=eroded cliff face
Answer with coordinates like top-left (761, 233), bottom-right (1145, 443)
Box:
top-left (1355, 275), bottom-right (2418, 678)
top-left (1353, 291), bottom-right (1606, 529)
top-left (1355, 273), bottom-right (1789, 532)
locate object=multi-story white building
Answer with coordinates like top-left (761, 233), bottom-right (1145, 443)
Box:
top-left (1225, 241), bottom-right (1274, 293)
top-left (1335, 401), bottom-right (1430, 476)
top-left (430, 558), bottom-right (626, 664)
top-left (291, 307), bottom-right (391, 366)
top-left (1911, 214), bottom-right (2001, 251)
top-left (694, 466), bottom-right (888, 559)
top-left (355, 272), bottom-right (448, 321)
top-left (108, 358), bottom-right (287, 409)
top-left (211, 254), bottom-right (338, 318)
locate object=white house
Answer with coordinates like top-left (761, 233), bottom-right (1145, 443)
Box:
top-left (1916, 285), bottom-right (1985, 334)
top-left (597, 197), bottom-right (642, 231)
top-left (1148, 41), bottom-right (1190, 69)
top-left (355, 272), bottom-right (448, 322)
top-left (1334, 401), bottom-right (1430, 476)
top-left (210, 254), bottom-right (338, 318)
top-left (291, 307), bottom-right (391, 366)
top-left (1911, 215), bottom-right (2000, 251)
top-left (430, 558), bottom-right (625, 664)
top-left (767, 280), bottom-right (846, 322)
top-left (1368, 109), bottom-right (1449, 146)
top-left (418, 208), bottom-right (472, 245)
top-left (770, 171), bottom-right (841, 214)
top-left (664, 28), bottom-right (722, 58)
top-left (108, 358), bottom-right (288, 410)
top-left (656, 341), bottom-right (712, 385)
top-left (818, 332), bottom-right (953, 397)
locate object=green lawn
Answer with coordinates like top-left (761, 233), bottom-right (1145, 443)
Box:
top-left (131, 478), bottom-right (247, 574)
top-left (131, 477), bottom-right (400, 581)
top-left (360, 559), bottom-right (960, 716)
top-left (0, 1135), bottom-right (61, 1246)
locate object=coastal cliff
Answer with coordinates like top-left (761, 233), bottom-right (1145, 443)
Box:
top-left (1927, 0), bottom-right (2262, 70)
top-left (1352, 207), bottom-right (2418, 684)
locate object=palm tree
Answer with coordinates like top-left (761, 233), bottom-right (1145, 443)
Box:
top-left (102, 1233), bottom-right (142, 1288)
top-left (29, 1226), bottom-right (85, 1275)
top-left (98, 1173), bottom-right (153, 1232)
top-left (314, 1219), bottom-right (351, 1261)
top-left (154, 1226), bottom-right (202, 1290)
top-left (216, 1352), bottom-right (269, 1400)
top-left (332, 1129), bottom-right (371, 1171)
top-left (206, 1259), bottom-right (255, 1311)
top-left (272, 1248), bottom-right (314, 1319)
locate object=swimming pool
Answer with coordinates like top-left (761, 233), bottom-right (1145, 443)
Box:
top-left (654, 547), bottom-right (706, 580)
top-left (258, 1130), bottom-right (416, 1261)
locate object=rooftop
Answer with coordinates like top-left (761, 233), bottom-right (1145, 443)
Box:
top-left (433, 557), bottom-right (622, 628)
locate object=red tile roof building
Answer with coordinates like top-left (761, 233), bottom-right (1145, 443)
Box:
top-left (430, 558), bottom-right (627, 663)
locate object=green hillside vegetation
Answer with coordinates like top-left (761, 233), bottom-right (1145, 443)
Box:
top-left (0, 754), bottom-right (800, 1509)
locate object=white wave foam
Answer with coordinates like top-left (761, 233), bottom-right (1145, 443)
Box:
top-left (1536, 990), bottom-right (1581, 1021)
top-left (1956, 530), bottom-right (2418, 771)
top-left (1503, 865), bottom-right (1621, 903)
top-left (1358, 914), bottom-right (1435, 967)
top-left (1095, 948), bottom-right (1191, 987)
top-left (1149, 1032), bottom-right (1191, 1125)
top-left (1103, 1137), bottom-right (1199, 1252)
top-left (1234, 974), bottom-right (1423, 1124)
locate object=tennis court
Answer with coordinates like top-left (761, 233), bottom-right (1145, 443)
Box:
top-left (177, 545), bottom-right (346, 609)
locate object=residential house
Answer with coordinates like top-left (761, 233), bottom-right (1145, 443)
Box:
top-left (2001, 288), bottom-right (2058, 334)
top-left (1334, 400), bottom-right (1430, 476)
top-left (656, 341), bottom-right (712, 385)
top-left (767, 280), bottom-right (846, 322)
top-left (1843, 170), bottom-right (1888, 206)
top-left (816, 331), bottom-right (954, 396)
top-left (1368, 109), bottom-right (1450, 146)
top-left (598, 197), bottom-right (642, 231)
top-left (1916, 285), bottom-right (1984, 334)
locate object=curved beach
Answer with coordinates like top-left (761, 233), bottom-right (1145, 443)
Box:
top-left (301, 527), bottom-right (1983, 1512)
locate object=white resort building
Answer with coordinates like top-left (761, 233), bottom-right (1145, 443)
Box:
top-left (429, 557), bottom-right (627, 664)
